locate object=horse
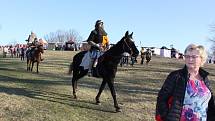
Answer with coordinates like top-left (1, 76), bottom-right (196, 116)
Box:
top-left (68, 31), bottom-right (139, 112)
top-left (26, 45), bottom-right (44, 73)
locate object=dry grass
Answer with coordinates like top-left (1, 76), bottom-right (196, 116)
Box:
top-left (0, 50), bottom-right (214, 121)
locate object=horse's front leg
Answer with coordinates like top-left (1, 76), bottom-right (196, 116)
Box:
top-left (107, 78), bottom-right (121, 112)
top-left (31, 61), bottom-right (34, 72)
top-left (27, 60), bottom-right (29, 71)
top-left (72, 77), bottom-right (78, 99)
top-left (95, 79), bottom-right (107, 105)
top-left (36, 61), bottom-right (39, 73)
top-left (27, 60), bottom-right (31, 71)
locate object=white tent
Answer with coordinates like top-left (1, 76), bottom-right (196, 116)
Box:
top-left (160, 49), bottom-right (171, 58)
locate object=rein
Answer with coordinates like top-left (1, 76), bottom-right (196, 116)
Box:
top-left (123, 38), bottom-right (133, 56)
top-left (105, 38), bottom-right (134, 59)
top-left (99, 37), bottom-right (134, 62)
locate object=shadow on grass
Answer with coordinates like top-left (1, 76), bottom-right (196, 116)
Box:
top-left (68, 77), bottom-right (160, 104)
top-left (42, 61), bottom-right (70, 68)
top-left (0, 85), bottom-right (116, 113)
top-left (77, 78), bottom-right (159, 96)
top-left (118, 66), bottom-right (175, 74)
top-left (0, 66), bottom-right (71, 84)
top-left (0, 75), bottom-right (70, 86)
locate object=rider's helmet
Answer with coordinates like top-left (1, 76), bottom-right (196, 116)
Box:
top-left (95, 20), bottom-right (103, 28)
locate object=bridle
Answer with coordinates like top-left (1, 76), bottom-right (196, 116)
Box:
top-left (123, 38), bottom-right (133, 56)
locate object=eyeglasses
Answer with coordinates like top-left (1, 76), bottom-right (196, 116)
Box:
top-left (184, 55), bottom-right (200, 59)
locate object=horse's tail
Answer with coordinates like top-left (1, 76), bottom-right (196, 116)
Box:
top-left (68, 62), bottom-right (73, 75)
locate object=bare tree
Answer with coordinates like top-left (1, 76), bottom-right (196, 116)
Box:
top-left (44, 29), bottom-right (83, 50)
top-left (66, 29), bottom-right (82, 43)
top-left (44, 32), bottom-right (56, 43)
top-left (44, 29), bottom-right (82, 44)
top-left (56, 30), bottom-right (66, 43)
top-left (66, 29), bottom-right (83, 50)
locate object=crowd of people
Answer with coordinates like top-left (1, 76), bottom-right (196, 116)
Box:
top-left (0, 31), bottom-right (45, 60)
top-left (0, 45), bottom-right (27, 59)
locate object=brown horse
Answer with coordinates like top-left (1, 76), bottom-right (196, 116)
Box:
top-left (26, 45), bottom-right (44, 73)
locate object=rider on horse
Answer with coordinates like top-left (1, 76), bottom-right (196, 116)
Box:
top-left (26, 32), bottom-right (37, 55)
top-left (87, 20), bottom-right (110, 76)
top-left (26, 32), bottom-right (44, 61)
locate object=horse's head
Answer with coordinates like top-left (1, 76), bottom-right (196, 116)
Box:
top-left (37, 45), bottom-right (44, 53)
top-left (121, 31), bottom-right (139, 57)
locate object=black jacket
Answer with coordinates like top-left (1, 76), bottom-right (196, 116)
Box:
top-left (156, 65), bottom-right (215, 121)
top-left (87, 29), bottom-right (107, 50)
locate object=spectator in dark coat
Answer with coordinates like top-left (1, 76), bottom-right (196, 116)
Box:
top-left (156, 44), bottom-right (215, 121)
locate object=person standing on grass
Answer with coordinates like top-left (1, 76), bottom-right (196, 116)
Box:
top-left (155, 44), bottom-right (215, 121)
top-left (140, 47), bottom-right (145, 64)
top-left (20, 47), bottom-right (25, 61)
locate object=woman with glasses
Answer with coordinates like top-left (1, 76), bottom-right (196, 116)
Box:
top-left (155, 44), bottom-right (215, 121)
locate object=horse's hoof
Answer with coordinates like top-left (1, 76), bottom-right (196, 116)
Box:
top-left (73, 95), bottom-right (77, 99)
top-left (95, 100), bottom-right (101, 105)
top-left (95, 98), bottom-right (101, 105)
top-left (95, 101), bottom-right (101, 105)
top-left (115, 107), bottom-right (122, 112)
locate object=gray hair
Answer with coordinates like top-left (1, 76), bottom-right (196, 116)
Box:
top-left (184, 44), bottom-right (207, 66)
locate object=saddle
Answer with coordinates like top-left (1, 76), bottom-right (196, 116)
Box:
top-left (91, 56), bottom-right (105, 77)
top-left (80, 51), bottom-right (103, 77)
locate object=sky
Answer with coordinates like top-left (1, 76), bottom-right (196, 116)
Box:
top-left (0, 0), bottom-right (215, 52)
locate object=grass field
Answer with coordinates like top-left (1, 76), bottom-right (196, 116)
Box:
top-left (0, 50), bottom-right (214, 121)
